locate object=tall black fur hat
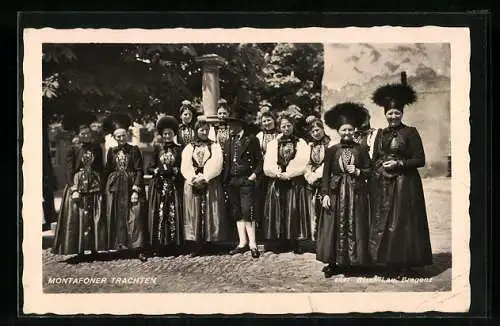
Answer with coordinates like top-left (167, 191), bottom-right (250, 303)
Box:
top-left (324, 102), bottom-right (369, 130)
top-left (372, 71), bottom-right (417, 112)
top-left (156, 115), bottom-right (179, 134)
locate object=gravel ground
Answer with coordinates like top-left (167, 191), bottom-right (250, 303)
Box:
top-left (42, 177), bottom-right (451, 293)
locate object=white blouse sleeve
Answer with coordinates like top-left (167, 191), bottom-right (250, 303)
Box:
top-left (208, 126), bottom-right (216, 142)
top-left (304, 143), bottom-right (313, 174)
top-left (282, 138), bottom-right (309, 179)
top-left (263, 138), bottom-right (280, 178)
top-left (304, 145), bottom-right (314, 184)
top-left (368, 128), bottom-right (380, 159)
top-left (312, 162), bottom-right (324, 182)
top-left (202, 142), bottom-right (223, 182)
top-left (256, 131), bottom-right (263, 147)
top-left (180, 144), bottom-right (196, 183)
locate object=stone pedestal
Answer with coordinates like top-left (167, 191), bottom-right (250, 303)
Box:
top-left (196, 54), bottom-right (227, 116)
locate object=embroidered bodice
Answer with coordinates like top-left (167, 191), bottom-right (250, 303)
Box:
top-left (277, 136), bottom-right (298, 171)
top-left (215, 125), bottom-right (231, 146)
top-left (178, 124), bottom-right (195, 146)
top-left (261, 131), bottom-right (279, 154)
top-left (192, 141), bottom-right (212, 171)
top-left (309, 136), bottom-right (330, 170)
top-left (114, 148), bottom-right (130, 172)
top-left (74, 145), bottom-right (100, 193)
top-left (80, 148), bottom-right (96, 170)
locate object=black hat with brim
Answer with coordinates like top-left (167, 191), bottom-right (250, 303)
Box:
top-left (156, 115), bottom-right (179, 134)
top-left (222, 109), bottom-right (250, 126)
top-left (62, 110), bottom-right (97, 133)
top-left (324, 102), bottom-right (369, 130)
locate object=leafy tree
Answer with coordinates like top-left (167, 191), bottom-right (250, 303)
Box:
top-left (42, 43), bottom-right (324, 127)
top-left (258, 43), bottom-right (324, 118)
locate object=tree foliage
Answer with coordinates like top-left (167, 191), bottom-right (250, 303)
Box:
top-left (42, 43), bottom-right (324, 124)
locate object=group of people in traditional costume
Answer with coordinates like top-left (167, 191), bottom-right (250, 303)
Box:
top-left (52, 71), bottom-right (433, 278)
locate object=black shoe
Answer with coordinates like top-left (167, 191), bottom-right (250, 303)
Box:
top-left (190, 247), bottom-right (204, 257)
top-left (138, 253), bottom-right (148, 262)
top-left (323, 264), bottom-right (336, 278)
top-left (250, 248), bottom-right (260, 258)
top-left (229, 246), bottom-right (248, 255)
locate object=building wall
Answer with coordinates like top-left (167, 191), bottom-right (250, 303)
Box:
top-left (321, 43), bottom-right (451, 177)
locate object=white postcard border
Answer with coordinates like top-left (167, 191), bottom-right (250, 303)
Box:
top-left (22, 26), bottom-right (471, 314)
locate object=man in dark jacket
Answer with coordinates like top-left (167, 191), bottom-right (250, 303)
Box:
top-left (222, 112), bottom-right (264, 259)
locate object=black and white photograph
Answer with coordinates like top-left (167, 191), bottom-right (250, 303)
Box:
top-left (22, 26), bottom-right (471, 314)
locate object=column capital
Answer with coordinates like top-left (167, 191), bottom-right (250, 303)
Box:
top-left (195, 54), bottom-right (227, 70)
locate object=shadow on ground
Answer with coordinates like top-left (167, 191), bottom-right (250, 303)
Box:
top-left (331, 252), bottom-right (451, 279)
top-left (53, 242), bottom-right (239, 264)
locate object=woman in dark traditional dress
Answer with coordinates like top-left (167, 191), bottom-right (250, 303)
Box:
top-left (316, 103), bottom-right (372, 278)
top-left (262, 113), bottom-right (310, 253)
top-left (53, 111), bottom-right (107, 257)
top-left (368, 72), bottom-right (433, 276)
top-left (208, 98), bottom-right (232, 149)
top-left (146, 116), bottom-right (183, 256)
top-left (181, 119), bottom-right (228, 255)
top-left (104, 113), bottom-right (148, 262)
top-left (207, 99), bottom-right (233, 231)
top-left (177, 100), bottom-right (197, 148)
top-left (256, 110), bottom-right (281, 156)
top-left (303, 116), bottom-right (335, 241)
top-left (255, 109), bottom-right (280, 240)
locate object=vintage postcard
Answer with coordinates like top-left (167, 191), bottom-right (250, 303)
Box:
top-left (22, 26), bottom-right (470, 314)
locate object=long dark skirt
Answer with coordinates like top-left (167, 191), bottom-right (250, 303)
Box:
top-left (305, 183), bottom-right (322, 241)
top-left (105, 171), bottom-right (148, 250)
top-left (369, 171), bottom-right (433, 267)
top-left (183, 177), bottom-right (229, 243)
top-left (147, 177), bottom-right (183, 248)
top-left (53, 185), bottom-right (107, 255)
top-left (255, 176), bottom-right (271, 241)
top-left (262, 177), bottom-right (310, 241)
top-left (316, 175), bottom-right (369, 266)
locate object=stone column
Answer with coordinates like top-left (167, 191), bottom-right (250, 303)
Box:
top-left (195, 54), bottom-right (227, 116)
